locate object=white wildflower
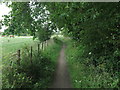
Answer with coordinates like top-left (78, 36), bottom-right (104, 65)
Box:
top-left (89, 52), bottom-right (91, 55)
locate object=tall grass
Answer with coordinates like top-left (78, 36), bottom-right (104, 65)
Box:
top-left (65, 40), bottom-right (119, 88)
top-left (2, 39), bottom-right (62, 89)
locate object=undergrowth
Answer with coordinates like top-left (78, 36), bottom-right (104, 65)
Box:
top-left (2, 39), bottom-right (62, 89)
top-left (65, 40), bottom-right (119, 88)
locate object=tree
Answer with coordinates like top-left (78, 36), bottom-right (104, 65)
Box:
top-left (3, 2), bottom-right (33, 35)
top-left (43, 2), bottom-right (120, 74)
top-left (2, 2), bottom-right (120, 74)
top-left (2, 2), bottom-right (54, 42)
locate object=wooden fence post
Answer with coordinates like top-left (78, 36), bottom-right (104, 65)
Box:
top-left (43, 42), bottom-right (44, 50)
top-left (30, 46), bottom-right (32, 64)
top-left (42, 42), bottom-right (43, 50)
top-left (17, 50), bottom-right (20, 65)
top-left (40, 43), bottom-right (42, 50)
top-left (44, 41), bottom-right (46, 49)
top-left (43, 41), bottom-right (45, 49)
top-left (38, 44), bottom-right (40, 53)
top-left (46, 40), bottom-right (48, 47)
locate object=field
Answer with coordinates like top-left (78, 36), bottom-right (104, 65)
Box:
top-left (1, 36), bottom-right (38, 56)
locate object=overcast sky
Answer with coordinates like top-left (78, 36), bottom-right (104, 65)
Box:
top-left (0, 3), bottom-right (11, 32)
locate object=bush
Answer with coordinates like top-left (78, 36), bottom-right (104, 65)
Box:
top-left (2, 41), bottom-right (62, 88)
top-left (66, 40), bottom-right (119, 88)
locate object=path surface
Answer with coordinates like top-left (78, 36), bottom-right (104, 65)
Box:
top-left (51, 45), bottom-right (72, 88)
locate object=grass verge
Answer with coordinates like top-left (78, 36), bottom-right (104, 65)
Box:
top-left (65, 40), bottom-right (119, 88)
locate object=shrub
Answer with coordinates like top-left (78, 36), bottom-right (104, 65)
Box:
top-left (66, 40), bottom-right (119, 88)
top-left (2, 41), bottom-right (62, 88)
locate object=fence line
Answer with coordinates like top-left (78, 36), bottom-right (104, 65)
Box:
top-left (3, 39), bottom-right (53, 66)
top-left (38, 44), bottom-right (40, 53)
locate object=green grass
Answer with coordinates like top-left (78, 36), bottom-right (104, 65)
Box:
top-left (43, 41), bottom-right (62, 64)
top-left (2, 38), bottom-right (62, 88)
top-left (41, 42), bottom-right (62, 88)
top-left (1, 37), bottom-right (38, 56)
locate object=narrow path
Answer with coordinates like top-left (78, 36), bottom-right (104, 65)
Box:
top-left (51, 45), bottom-right (72, 88)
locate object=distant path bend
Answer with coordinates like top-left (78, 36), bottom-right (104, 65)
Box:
top-left (51, 44), bottom-right (72, 88)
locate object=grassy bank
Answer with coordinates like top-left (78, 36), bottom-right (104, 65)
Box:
top-left (65, 40), bottom-right (119, 88)
top-left (2, 38), bottom-right (62, 88)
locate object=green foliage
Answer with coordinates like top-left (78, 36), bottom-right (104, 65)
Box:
top-left (53, 37), bottom-right (63, 45)
top-left (2, 67), bottom-right (32, 88)
top-left (35, 27), bottom-right (52, 42)
top-left (2, 2), bottom-right (120, 88)
top-left (44, 3), bottom-right (120, 85)
top-left (18, 50), bottom-right (54, 88)
top-left (66, 41), bottom-right (119, 88)
top-left (2, 41), bottom-right (62, 88)
top-left (2, 2), bottom-right (55, 42)
top-left (3, 2), bottom-right (33, 35)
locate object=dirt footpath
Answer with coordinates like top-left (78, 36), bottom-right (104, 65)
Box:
top-left (51, 45), bottom-right (72, 88)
